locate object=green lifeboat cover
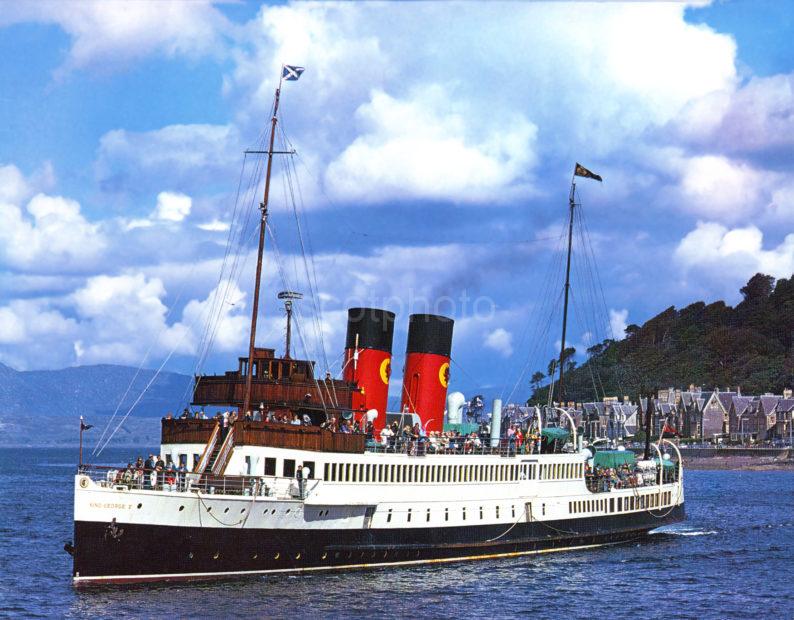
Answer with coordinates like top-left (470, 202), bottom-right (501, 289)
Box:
top-left (541, 427), bottom-right (570, 441)
top-left (592, 450), bottom-right (636, 469)
top-left (443, 423), bottom-right (480, 435)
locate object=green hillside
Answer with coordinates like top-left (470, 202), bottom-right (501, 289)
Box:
top-left (530, 273), bottom-right (794, 403)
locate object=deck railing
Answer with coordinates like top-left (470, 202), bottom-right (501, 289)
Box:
top-left (77, 464), bottom-right (318, 500)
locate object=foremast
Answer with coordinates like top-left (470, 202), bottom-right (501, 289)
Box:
top-left (242, 87), bottom-right (279, 417)
top-left (242, 65), bottom-right (304, 416)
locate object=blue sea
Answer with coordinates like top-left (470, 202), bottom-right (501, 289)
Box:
top-left (1, 447), bottom-right (792, 619)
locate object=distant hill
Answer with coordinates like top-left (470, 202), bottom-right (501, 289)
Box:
top-left (0, 363), bottom-right (192, 446)
top-left (531, 273), bottom-right (794, 403)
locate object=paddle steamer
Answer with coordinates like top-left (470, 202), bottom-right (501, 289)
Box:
top-left (69, 68), bottom-right (685, 586)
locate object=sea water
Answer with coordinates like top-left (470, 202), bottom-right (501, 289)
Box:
top-left (1, 448), bottom-right (792, 619)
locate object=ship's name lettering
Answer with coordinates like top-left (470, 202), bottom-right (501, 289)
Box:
top-left (90, 502), bottom-right (132, 510)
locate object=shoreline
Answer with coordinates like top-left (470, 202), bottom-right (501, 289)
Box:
top-left (682, 455), bottom-right (794, 471)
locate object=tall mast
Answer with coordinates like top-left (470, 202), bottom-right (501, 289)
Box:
top-left (242, 85), bottom-right (282, 416)
top-left (557, 177), bottom-right (576, 405)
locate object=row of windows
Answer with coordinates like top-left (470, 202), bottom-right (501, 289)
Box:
top-left (539, 463), bottom-right (583, 480)
top-left (569, 491), bottom-right (672, 515)
top-left (323, 461), bottom-right (583, 484)
top-left (385, 504), bottom-right (519, 523)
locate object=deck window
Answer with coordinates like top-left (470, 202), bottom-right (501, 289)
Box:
top-left (283, 459), bottom-right (296, 478)
top-left (303, 461), bottom-right (315, 479)
top-left (264, 457), bottom-right (276, 477)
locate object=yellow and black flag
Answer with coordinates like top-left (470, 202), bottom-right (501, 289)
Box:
top-left (574, 163), bottom-right (602, 182)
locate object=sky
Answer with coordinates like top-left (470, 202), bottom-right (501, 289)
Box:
top-left (2, 1), bottom-right (794, 405)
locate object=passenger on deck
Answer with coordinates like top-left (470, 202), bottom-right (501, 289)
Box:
top-left (380, 424), bottom-right (392, 448)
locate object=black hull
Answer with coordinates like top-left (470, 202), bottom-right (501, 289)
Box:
top-left (73, 504), bottom-right (684, 585)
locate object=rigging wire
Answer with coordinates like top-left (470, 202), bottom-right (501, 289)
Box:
top-left (500, 217), bottom-right (570, 405)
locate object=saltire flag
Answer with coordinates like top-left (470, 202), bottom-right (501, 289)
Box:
top-left (574, 162), bottom-right (602, 182)
top-left (661, 422), bottom-right (679, 438)
top-left (282, 65), bottom-right (305, 81)
top-left (80, 416), bottom-right (93, 431)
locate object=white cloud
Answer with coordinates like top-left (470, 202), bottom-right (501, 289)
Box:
top-left (484, 328), bottom-right (514, 358)
top-left (95, 124), bottom-right (240, 196)
top-left (609, 308), bottom-right (629, 340)
top-left (153, 191), bottom-right (192, 222)
top-left (676, 155), bottom-right (769, 220)
top-left (197, 219), bottom-right (230, 232)
top-left (0, 193), bottom-right (105, 271)
top-left (70, 272), bottom-right (194, 364)
top-left (0, 1), bottom-right (230, 76)
top-left (325, 88), bottom-right (537, 203)
top-left (222, 2), bottom-right (737, 206)
top-left (675, 221), bottom-right (794, 283)
top-left (674, 72), bottom-right (794, 157)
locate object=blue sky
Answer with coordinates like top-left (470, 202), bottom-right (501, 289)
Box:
top-left (2, 1), bottom-right (794, 405)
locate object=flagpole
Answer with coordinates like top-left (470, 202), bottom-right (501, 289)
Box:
top-left (79, 416), bottom-right (84, 468)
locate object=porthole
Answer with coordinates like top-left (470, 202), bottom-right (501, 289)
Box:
top-left (178, 505), bottom-right (185, 512)
top-left (240, 508), bottom-right (246, 514)
top-left (271, 509), bottom-right (276, 515)
top-left (274, 552), bottom-right (280, 559)
top-left (137, 503), bottom-right (142, 509)
top-left (188, 552), bottom-right (193, 559)
top-left (383, 551), bottom-right (387, 558)
top-left (207, 506), bottom-right (212, 513)
top-left (321, 552), bottom-right (328, 560)
top-left (286, 508), bottom-right (291, 514)
top-left (213, 552), bottom-right (220, 560)
top-left (224, 507), bottom-right (230, 514)
top-left (335, 552), bottom-right (340, 559)
top-left (295, 552), bottom-right (301, 560)
top-left (252, 553), bottom-right (258, 559)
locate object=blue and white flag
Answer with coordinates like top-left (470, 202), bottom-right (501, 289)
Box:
top-left (282, 65), bottom-right (305, 81)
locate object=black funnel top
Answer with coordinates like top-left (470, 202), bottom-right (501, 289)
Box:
top-left (345, 308), bottom-right (395, 352)
top-left (406, 314), bottom-right (454, 357)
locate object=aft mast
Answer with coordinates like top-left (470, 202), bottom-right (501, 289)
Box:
top-left (555, 163), bottom-right (602, 406)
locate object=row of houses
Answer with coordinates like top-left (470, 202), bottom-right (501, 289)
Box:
top-left (654, 386), bottom-right (794, 442)
top-left (536, 386), bottom-right (794, 443)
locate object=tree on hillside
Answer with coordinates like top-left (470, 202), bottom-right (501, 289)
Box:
top-left (740, 273), bottom-right (775, 303)
top-left (548, 347), bottom-right (576, 377)
top-left (530, 371), bottom-right (545, 393)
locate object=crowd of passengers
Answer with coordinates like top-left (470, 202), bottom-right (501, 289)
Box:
top-left (107, 454), bottom-right (188, 491)
top-left (372, 422), bottom-right (543, 455)
top-left (585, 462), bottom-right (677, 492)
